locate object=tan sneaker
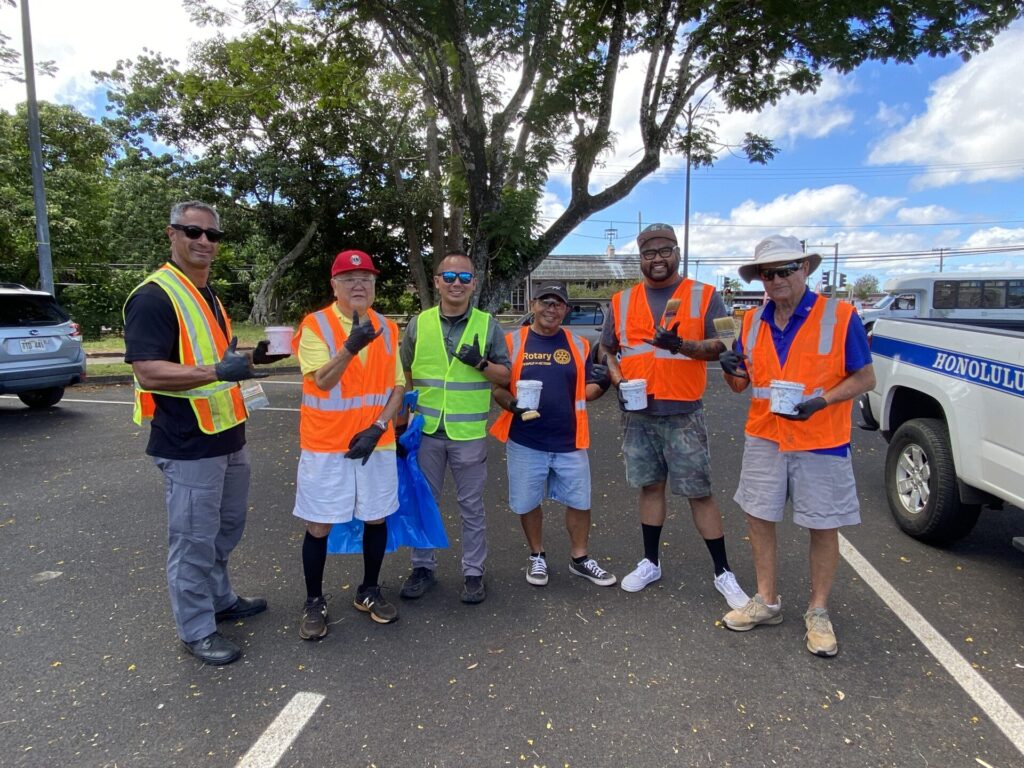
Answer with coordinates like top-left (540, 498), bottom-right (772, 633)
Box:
top-left (723, 594), bottom-right (783, 631)
top-left (803, 608), bottom-right (838, 657)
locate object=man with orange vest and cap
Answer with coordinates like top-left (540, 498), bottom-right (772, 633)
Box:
top-left (719, 235), bottom-right (874, 657)
top-left (599, 223), bottom-right (749, 612)
top-left (490, 284), bottom-right (616, 588)
top-left (292, 249), bottom-right (406, 641)
top-left (124, 201), bottom-right (283, 666)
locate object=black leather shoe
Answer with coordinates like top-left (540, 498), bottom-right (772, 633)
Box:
top-left (183, 632), bottom-right (241, 665)
top-left (215, 596), bottom-right (268, 622)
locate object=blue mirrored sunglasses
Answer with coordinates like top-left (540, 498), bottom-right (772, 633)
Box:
top-left (439, 271), bottom-right (474, 284)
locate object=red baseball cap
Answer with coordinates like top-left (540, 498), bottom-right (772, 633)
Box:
top-left (331, 249), bottom-right (379, 276)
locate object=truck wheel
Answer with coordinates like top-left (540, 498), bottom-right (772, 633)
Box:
top-left (17, 387), bottom-right (65, 409)
top-left (885, 418), bottom-right (980, 544)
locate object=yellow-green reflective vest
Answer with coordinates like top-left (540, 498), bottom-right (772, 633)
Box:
top-left (124, 263), bottom-right (247, 434)
top-left (412, 307), bottom-right (492, 440)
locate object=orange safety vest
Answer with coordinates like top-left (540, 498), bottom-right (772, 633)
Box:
top-left (742, 294), bottom-right (854, 451)
top-left (611, 279), bottom-right (714, 401)
top-left (489, 327), bottom-right (590, 449)
top-left (296, 305), bottom-right (397, 453)
top-left (127, 263), bottom-right (247, 434)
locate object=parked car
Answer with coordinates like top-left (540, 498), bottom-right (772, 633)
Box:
top-left (504, 299), bottom-right (609, 360)
top-left (0, 284), bottom-right (86, 408)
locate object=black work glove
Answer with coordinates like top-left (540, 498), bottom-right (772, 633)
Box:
top-left (252, 340), bottom-right (290, 365)
top-left (394, 423), bottom-right (408, 459)
top-left (719, 349), bottom-right (749, 379)
top-left (506, 398), bottom-right (530, 420)
top-left (344, 311), bottom-right (383, 355)
top-left (614, 379), bottom-right (629, 408)
top-left (215, 337), bottom-right (269, 381)
top-left (454, 334), bottom-right (487, 371)
top-left (345, 423), bottom-right (385, 464)
top-left (779, 396), bottom-right (828, 421)
top-left (643, 322), bottom-right (684, 355)
top-left (587, 363), bottom-right (611, 390)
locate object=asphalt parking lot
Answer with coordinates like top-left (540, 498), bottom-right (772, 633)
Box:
top-left (1, 373), bottom-right (1022, 768)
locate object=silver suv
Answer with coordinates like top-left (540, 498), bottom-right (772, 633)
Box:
top-left (0, 284), bottom-right (86, 408)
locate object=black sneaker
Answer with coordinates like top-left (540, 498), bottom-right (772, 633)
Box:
top-left (568, 556), bottom-right (617, 586)
top-left (354, 585), bottom-right (398, 624)
top-left (400, 567), bottom-right (436, 599)
top-left (299, 596), bottom-right (328, 640)
top-left (461, 575), bottom-right (486, 604)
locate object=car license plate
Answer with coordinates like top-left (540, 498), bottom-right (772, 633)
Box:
top-left (19, 338), bottom-right (48, 353)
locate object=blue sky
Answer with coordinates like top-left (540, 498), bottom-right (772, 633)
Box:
top-left (3, 2), bottom-right (1022, 291)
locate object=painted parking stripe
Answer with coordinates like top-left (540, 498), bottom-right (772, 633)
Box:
top-left (235, 692), bottom-right (325, 768)
top-left (840, 535), bottom-right (1024, 756)
top-left (1, 396), bottom-right (300, 412)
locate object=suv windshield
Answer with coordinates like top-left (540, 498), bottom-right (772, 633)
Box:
top-left (871, 294), bottom-right (895, 310)
top-left (0, 294), bottom-right (70, 326)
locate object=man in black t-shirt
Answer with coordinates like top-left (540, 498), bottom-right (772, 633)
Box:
top-left (124, 201), bottom-right (283, 665)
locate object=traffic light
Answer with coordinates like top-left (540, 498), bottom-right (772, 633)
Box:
top-left (821, 270), bottom-right (830, 285)
top-left (839, 273), bottom-right (847, 288)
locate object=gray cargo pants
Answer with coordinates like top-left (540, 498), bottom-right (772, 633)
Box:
top-left (411, 435), bottom-right (488, 577)
top-left (153, 447), bottom-right (250, 642)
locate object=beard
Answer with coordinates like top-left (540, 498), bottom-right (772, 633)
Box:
top-left (641, 257), bottom-right (679, 282)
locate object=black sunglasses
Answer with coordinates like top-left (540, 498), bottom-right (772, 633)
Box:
top-left (171, 223), bottom-right (225, 243)
top-left (759, 261), bottom-right (804, 281)
top-left (640, 246), bottom-right (677, 261)
top-left (438, 271), bottom-right (474, 285)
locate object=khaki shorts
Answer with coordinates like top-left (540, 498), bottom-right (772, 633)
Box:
top-left (733, 435), bottom-right (861, 529)
top-left (622, 411), bottom-right (712, 498)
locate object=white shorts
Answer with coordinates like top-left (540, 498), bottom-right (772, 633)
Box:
top-left (733, 434), bottom-right (861, 530)
top-left (292, 450), bottom-right (399, 524)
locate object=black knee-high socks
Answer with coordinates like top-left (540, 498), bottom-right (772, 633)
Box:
top-left (303, 531), bottom-right (328, 599)
top-left (361, 520), bottom-right (388, 590)
top-left (303, 520), bottom-right (389, 598)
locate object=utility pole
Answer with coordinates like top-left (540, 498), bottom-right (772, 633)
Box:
top-left (682, 105), bottom-right (693, 278)
top-left (21, 0), bottom-right (54, 294)
top-left (933, 247), bottom-right (946, 272)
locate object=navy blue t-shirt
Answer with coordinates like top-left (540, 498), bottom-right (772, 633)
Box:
top-left (508, 329), bottom-right (592, 453)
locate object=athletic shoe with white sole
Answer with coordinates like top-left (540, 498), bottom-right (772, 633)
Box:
top-left (526, 554), bottom-right (548, 586)
top-left (723, 594), bottom-right (783, 631)
top-left (620, 558), bottom-right (661, 592)
top-left (713, 570), bottom-right (750, 611)
top-left (804, 607), bottom-right (838, 657)
top-left (568, 556), bottom-right (617, 586)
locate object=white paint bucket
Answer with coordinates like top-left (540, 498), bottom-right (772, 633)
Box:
top-left (620, 378), bottom-right (648, 411)
top-left (265, 326), bottom-right (294, 355)
top-left (769, 379), bottom-right (805, 415)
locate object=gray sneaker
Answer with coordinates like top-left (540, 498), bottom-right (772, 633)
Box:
top-left (299, 595), bottom-right (328, 641)
top-left (400, 567), bottom-right (436, 599)
top-left (461, 575), bottom-right (486, 604)
top-left (354, 585), bottom-right (398, 624)
top-left (568, 557), bottom-right (617, 587)
top-left (723, 594), bottom-right (783, 631)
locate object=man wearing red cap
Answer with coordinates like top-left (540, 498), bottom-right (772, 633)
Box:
top-left (291, 249), bottom-right (406, 641)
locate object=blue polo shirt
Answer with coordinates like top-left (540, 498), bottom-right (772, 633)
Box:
top-left (735, 290), bottom-right (871, 456)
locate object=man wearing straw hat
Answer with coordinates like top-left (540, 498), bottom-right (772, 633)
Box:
top-left (599, 223), bottom-right (749, 612)
top-left (719, 234), bottom-right (874, 657)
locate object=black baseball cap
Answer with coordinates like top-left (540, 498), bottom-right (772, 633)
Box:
top-left (534, 284), bottom-right (569, 303)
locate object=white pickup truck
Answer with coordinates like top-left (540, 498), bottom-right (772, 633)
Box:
top-left (859, 317), bottom-right (1024, 547)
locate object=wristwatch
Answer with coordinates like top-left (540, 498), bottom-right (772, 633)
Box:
top-left (373, 419), bottom-right (388, 431)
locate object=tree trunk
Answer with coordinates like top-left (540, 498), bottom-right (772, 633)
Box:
top-left (425, 86), bottom-right (445, 297)
top-left (390, 162), bottom-right (432, 310)
top-left (247, 220), bottom-right (318, 325)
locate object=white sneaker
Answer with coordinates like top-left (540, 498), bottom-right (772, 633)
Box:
top-left (714, 570), bottom-right (750, 611)
top-left (620, 558), bottom-right (662, 592)
top-left (526, 554), bottom-right (548, 586)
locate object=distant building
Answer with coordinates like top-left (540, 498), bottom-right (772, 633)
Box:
top-left (509, 245), bottom-right (641, 311)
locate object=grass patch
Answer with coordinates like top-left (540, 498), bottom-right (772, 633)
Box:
top-left (84, 323), bottom-right (289, 354)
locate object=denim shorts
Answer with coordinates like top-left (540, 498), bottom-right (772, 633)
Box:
top-left (733, 435), bottom-right (861, 529)
top-left (622, 410), bottom-right (712, 497)
top-left (505, 439), bottom-right (591, 514)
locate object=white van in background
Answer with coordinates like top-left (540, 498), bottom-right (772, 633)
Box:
top-left (860, 271), bottom-right (1024, 331)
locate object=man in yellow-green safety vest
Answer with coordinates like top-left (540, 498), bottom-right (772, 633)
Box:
top-left (123, 201), bottom-right (286, 666)
top-left (398, 251), bottom-right (511, 604)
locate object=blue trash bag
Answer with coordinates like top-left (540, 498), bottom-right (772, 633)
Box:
top-left (327, 412), bottom-right (449, 554)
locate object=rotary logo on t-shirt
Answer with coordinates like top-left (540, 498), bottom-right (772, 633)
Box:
top-left (553, 349), bottom-right (571, 365)
top-left (523, 349), bottom-right (572, 366)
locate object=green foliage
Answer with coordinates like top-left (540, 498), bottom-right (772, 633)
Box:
top-left (61, 268), bottom-right (146, 339)
top-left (853, 274), bottom-right (880, 300)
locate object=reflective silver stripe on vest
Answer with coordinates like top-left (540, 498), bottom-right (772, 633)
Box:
top-left (312, 310), bottom-right (344, 402)
top-left (443, 411), bottom-right (490, 422)
top-left (744, 306), bottom-right (766, 360)
top-left (301, 388), bottom-right (394, 412)
top-left (418, 405), bottom-right (442, 417)
top-left (575, 398), bottom-right (586, 411)
top-left (509, 329), bottom-right (522, 361)
top-left (620, 341), bottom-right (654, 358)
top-left (413, 378), bottom-right (446, 388)
top-left (818, 298), bottom-right (837, 355)
top-left (685, 284), bottom-right (703, 319)
top-left (617, 288), bottom-right (632, 345)
top-left (176, 381), bottom-right (238, 398)
top-left (751, 387), bottom-right (771, 399)
top-left (370, 309), bottom-right (393, 355)
top-left (445, 380), bottom-right (491, 391)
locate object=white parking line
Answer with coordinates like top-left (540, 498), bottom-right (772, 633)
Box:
top-left (840, 534), bottom-right (1024, 756)
top-left (235, 691), bottom-right (325, 768)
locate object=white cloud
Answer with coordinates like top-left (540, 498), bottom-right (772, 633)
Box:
top-left (874, 101), bottom-right (908, 129)
top-left (0, 0), bottom-right (234, 114)
top-left (868, 23), bottom-right (1024, 188)
top-left (537, 190), bottom-right (566, 224)
top-left (896, 205), bottom-right (957, 224)
top-left (728, 185), bottom-right (902, 228)
top-left (962, 227), bottom-right (1024, 248)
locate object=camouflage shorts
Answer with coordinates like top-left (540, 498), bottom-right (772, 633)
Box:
top-left (622, 410), bottom-right (713, 497)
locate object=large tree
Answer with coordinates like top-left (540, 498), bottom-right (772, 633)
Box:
top-left (340, 0), bottom-right (1019, 309)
